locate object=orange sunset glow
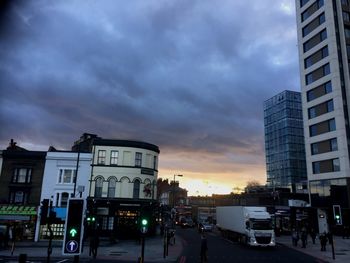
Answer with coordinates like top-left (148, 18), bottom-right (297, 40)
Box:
top-left (159, 151), bottom-right (267, 196)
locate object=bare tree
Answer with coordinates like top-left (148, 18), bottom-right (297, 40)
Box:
top-left (244, 180), bottom-right (263, 193)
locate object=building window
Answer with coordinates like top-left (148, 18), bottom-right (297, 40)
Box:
top-left (95, 177), bottom-right (103, 198)
top-left (301, 0), bottom-right (324, 22)
top-left (153, 156), bottom-right (157, 170)
top-left (133, 179), bottom-right (140, 199)
top-left (311, 138), bottom-right (338, 155)
top-left (135, 152), bottom-right (142, 167)
top-left (303, 29), bottom-right (327, 53)
top-left (58, 169), bottom-right (76, 184)
top-left (304, 46), bottom-right (328, 69)
top-left (101, 217), bottom-right (114, 230)
top-left (308, 99), bottom-right (334, 119)
top-left (307, 81), bottom-right (332, 101)
top-left (12, 168), bottom-right (32, 183)
top-left (300, 0), bottom-right (310, 7)
top-left (309, 118), bottom-right (336, 137)
top-left (9, 191), bottom-right (27, 204)
top-left (305, 63), bottom-right (330, 85)
top-left (343, 11), bottom-right (350, 22)
top-left (342, 0), bottom-right (349, 6)
top-left (345, 27), bottom-right (350, 38)
top-left (302, 13), bottom-right (325, 37)
top-left (108, 178), bottom-right (116, 198)
top-left (97, 150), bottom-right (106, 165)
top-left (110, 151), bottom-right (119, 165)
top-left (61, 192), bottom-right (69, 207)
top-left (312, 158), bottom-right (340, 174)
top-left (15, 191), bottom-right (24, 203)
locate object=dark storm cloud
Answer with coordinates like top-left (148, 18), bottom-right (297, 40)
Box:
top-left (0, 0), bottom-right (298, 168)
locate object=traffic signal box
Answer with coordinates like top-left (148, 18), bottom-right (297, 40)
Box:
top-left (140, 217), bottom-right (149, 234)
top-left (333, 205), bottom-right (342, 225)
top-left (40, 199), bottom-right (49, 225)
top-left (62, 199), bottom-right (85, 255)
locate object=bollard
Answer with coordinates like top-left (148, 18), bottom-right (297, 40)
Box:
top-left (18, 253), bottom-right (27, 263)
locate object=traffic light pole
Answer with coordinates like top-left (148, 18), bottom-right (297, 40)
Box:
top-left (141, 234), bottom-right (145, 263)
top-left (47, 200), bottom-right (53, 263)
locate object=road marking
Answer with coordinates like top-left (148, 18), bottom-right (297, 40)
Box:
top-left (56, 259), bottom-right (69, 263)
top-left (179, 255), bottom-right (186, 263)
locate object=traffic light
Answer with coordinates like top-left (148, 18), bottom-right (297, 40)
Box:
top-left (333, 205), bottom-right (342, 225)
top-left (63, 199), bottom-right (85, 255)
top-left (86, 216), bottom-right (96, 223)
top-left (40, 199), bottom-right (49, 225)
top-left (140, 217), bottom-right (149, 234)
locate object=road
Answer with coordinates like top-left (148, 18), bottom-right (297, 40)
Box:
top-left (0, 227), bottom-right (324, 263)
top-left (176, 226), bottom-right (323, 263)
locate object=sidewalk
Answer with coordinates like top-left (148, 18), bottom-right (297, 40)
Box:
top-left (0, 234), bottom-right (183, 262)
top-left (276, 235), bottom-right (350, 263)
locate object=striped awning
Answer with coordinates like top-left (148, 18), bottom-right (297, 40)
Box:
top-left (0, 205), bottom-right (37, 216)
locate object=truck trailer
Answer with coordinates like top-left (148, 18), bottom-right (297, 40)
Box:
top-left (216, 206), bottom-right (275, 247)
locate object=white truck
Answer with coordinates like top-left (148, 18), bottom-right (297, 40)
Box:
top-left (216, 206), bottom-right (275, 247)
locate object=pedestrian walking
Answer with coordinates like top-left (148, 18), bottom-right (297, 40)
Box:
top-left (292, 229), bottom-right (299, 247)
top-left (310, 228), bottom-right (316, 244)
top-left (301, 229), bottom-right (307, 248)
top-left (200, 233), bottom-right (208, 263)
top-left (90, 234), bottom-right (99, 259)
top-left (320, 232), bottom-right (327, 251)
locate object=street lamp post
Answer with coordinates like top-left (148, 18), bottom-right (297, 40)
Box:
top-left (172, 174), bottom-right (183, 208)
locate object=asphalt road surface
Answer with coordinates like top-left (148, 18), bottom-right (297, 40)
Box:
top-left (176, 226), bottom-right (323, 263)
top-left (0, 227), bottom-right (324, 263)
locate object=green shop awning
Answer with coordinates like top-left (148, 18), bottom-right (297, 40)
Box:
top-left (0, 205), bottom-right (37, 216)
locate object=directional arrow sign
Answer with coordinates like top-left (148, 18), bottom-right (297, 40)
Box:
top-left (70, 228), bottom-right (77, 237)
top-left (66, 240), bottom-right (78, 252)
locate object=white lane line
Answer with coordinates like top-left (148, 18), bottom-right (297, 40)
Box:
top-left (56, 259), bottom-right (69, 263)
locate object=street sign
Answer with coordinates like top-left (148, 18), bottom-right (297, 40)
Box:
top-left (66, 240), bottom-right (78, 252)
top-left (62, 199), bottom-right (85, 256)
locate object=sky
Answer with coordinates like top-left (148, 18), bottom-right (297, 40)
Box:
top-left (0, 0), bottom-right (300, 196)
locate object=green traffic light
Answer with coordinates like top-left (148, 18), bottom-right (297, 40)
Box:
top-left (87, 216), bottom-right (96, 222)
top-left (335, 215), bottom-right (340, 219)
top-left (141, 219), bottom-right (148, 226)
top-left (70, 228), bottom-right (78, 237)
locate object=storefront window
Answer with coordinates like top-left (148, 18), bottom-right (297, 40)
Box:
top-left (309, 179), bottom-right (349, 207)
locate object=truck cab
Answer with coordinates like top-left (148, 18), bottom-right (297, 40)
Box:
top-left (244, 209), bottom-right (275, 246)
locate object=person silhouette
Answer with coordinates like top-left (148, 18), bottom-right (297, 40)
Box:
top-left (200, 234), bottom-right (208, 263)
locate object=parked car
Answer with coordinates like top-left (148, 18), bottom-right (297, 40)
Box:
top-left (198, 222), bottom-right (213, 232)
top-left (180, 218), bottom-right (195, 228)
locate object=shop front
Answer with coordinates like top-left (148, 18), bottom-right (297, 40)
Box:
top-left (87, 198), bottom-right (158, 240)
top-left (0, 205), bottom-right (37, 241)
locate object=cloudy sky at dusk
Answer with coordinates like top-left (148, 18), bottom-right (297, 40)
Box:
top-left (0, 0), bottom-right (300, 195)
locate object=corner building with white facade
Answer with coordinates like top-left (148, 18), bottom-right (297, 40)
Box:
top-left (296, 0), bottom-right (350, 231)
top-left (73, 134), bottom-right (159, 239)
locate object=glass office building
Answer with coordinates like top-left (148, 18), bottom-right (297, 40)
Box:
top-left (264, 90), bottom-right (307, 192)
